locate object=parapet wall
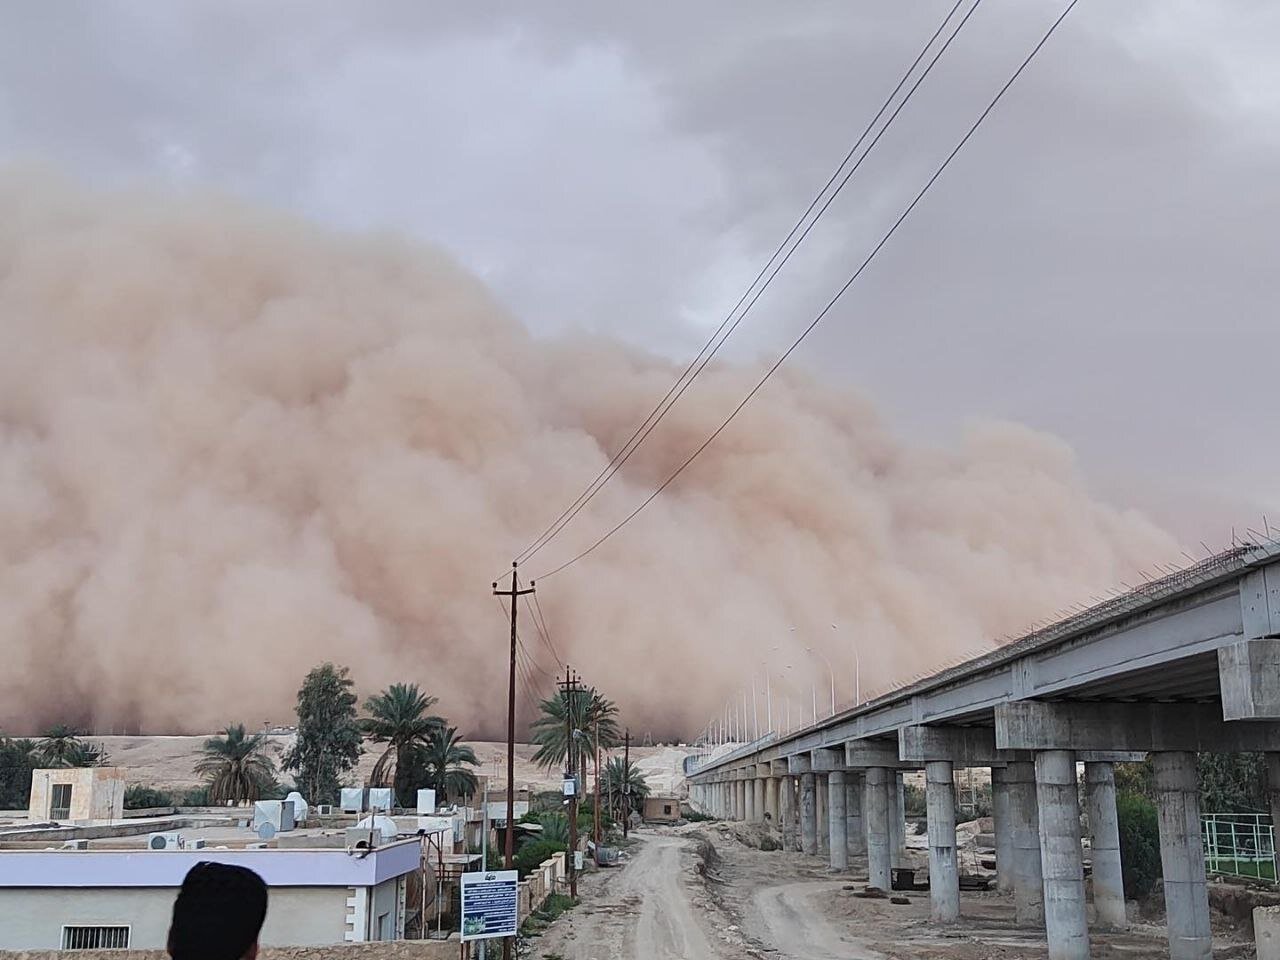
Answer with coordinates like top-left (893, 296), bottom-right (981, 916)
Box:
top-left (0, 941), bottom-right (460, 960)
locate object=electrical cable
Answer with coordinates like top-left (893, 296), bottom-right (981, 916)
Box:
top-left (534, 0), bottom-right (1080, 581)
top-left (509, 0), bottom-right (972, 568)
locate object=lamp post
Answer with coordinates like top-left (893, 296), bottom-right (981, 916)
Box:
top-left (806, 646), bottom-right (836, 717)
top-left (832, 622), bottom-right (860, 706)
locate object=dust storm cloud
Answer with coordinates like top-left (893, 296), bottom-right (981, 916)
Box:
top-left (0, 173), bottom-right (1180, 738)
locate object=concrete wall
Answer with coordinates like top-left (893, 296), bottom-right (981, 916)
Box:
top-left (367, 877), bottom-right (404, 941)
top-left (0, 886), bottom-right (350, 949)
top-left (0, 941), bottom-right (459, 960)
top-left (27, 769), bottom-right (126, 823)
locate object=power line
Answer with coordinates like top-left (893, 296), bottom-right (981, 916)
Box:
top-left (511, 0), bottom-right (972, 568)
top-left (534, 0), bottom-right (1080, 581)
top-left (522, 578), bottom-right (564, 669)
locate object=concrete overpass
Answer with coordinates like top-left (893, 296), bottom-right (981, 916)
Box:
top-left (687, 541), bottom-right (1280, 960)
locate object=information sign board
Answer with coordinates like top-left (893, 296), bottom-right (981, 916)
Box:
top-left (460, 870), bottom-right (519, 942)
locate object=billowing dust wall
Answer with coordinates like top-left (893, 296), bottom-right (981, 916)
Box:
top-left (0, 174), bottom-right (1180, 737)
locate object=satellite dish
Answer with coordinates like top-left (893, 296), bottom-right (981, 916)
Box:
top-left (257, 822), bottom-right (277, 841)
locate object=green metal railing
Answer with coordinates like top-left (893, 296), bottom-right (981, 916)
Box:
top-left (1202, 813), bottom-right (1276, 883)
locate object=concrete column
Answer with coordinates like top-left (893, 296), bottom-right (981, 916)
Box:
top-left (864, 766), bottom-right (892, 889)
top-left (991, 766), bottom-right (1015, 893)
top-left (720, 782), bottom-right (729, 818)
top-left (1035, 750), bottom-right (1089, 960)
top-left (737, 779), bottom-right (747, 821)
top-left (800, 773), bottom-right (818, 855)
top-left (1154, 751), bottom-right (1212, 960)
top-left (766, 776), bottom-right (779, 824)
top-left (846, 770), bottom-right (866, 857)
top-left (1006, 760), bottom-right (1045, 925)
top-left (747, 777), bottom-right (758, 822)
top-left (828, 770), bottom-right (849, 872)
top-left (890, 770), bottom-right (907, 867)
top-left (816, 774), bottom-right (829, 855)
top-left (1084, 761), bottom-right (1127, 930)
top-left (925, 760), bottom-right (960, 922)
top-left (780, 775), bottom-right (796, 851)
top-left (753, 777), bottom-right (766, 824)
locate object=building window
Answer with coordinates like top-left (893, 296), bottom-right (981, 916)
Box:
top-left (50, 783), bottom-right (73, 820)
top-left (63, 927), bottom-right (130, 949)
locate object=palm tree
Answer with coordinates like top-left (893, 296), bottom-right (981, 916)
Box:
top-left (530, 687), bottom-right (621, 774)
top-left (361, 683), bottom-right (444, 806)
top-left (417, 726), bottom-right (480, 804)
top-left (600, 756), bottom-right (649, 821)
top-left (37, 726), bottom-right (110, 768)
top-left (194, 724), bottom-right (277, 804)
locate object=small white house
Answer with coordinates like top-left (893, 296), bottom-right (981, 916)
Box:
top-left (27, 768), bottom-right (127, 823)
top-left (0, 840), bottom-right (422, 950)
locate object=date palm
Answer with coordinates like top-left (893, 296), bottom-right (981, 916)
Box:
top-left (194, 724), bottom-right (277, 804)
top-left (418, 726), bottom-right (480, 804)
top-left (361, 683), bottom-right (444, 805)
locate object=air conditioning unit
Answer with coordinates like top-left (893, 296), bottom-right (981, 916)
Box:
top-left (148, 832), bottom-right (183, 850)
top-left (61, 839), bottom-right (88, 850)
top-left (316, 804), bottom-right (334, 816)
top-left (339, 787), bottom-right (365, 814)
top-left (182, 838), bottom-right (207, 850)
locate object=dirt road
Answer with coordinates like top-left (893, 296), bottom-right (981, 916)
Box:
top-left (750, 879), bottom-right (884, 960)
top-left (530, 832), bottom-right (734, 959)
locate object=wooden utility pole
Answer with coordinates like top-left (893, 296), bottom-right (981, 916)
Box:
top-left (622, 728), bottom-right (630, 839)
top-left (560, 666), bottom-right (583, 899)
top-left (593, 716), bottom-right (602, 862)
top-left (492, 563), bottom-right (533, 960)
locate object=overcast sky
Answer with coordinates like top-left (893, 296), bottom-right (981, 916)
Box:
top-left (2, 0), bottom-right (1277, 542)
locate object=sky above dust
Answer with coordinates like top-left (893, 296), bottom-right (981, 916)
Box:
top-left (0, 2), bottom-right (1276, 737)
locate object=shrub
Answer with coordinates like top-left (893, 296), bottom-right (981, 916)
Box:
top-left (903, 784), bottom-right (926, 818)
top-left (124, 785), bottom-right (174, 809)
top-left (514, 839), bottom-right (566, 878)
top-left (1116, 791), bottom-right (1162, 899)
top-left (180, 786), bottom-right (210, 806)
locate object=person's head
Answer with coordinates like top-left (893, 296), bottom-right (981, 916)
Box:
top-left (167, 862), bottom-right (268, 960)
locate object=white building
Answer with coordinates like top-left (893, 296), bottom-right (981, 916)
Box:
top-left (0, 840), bottom-right (421, 950)
top-left (27, 767), bottom-right (127, 823)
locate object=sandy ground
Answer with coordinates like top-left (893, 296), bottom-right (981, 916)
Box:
top-left (91, 735), bottom-right (692, 796)
top-left (526, 822), bottom-right (1258, 960)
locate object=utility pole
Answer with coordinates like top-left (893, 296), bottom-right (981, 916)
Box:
top-left (622, 728), bottom-right (631, 839)
top-left (492, 563), bottom-right (533, 960)
top-left (593, 716), bottom-right (602, 862)
top-left (559, 666), bottom-right (583, 899)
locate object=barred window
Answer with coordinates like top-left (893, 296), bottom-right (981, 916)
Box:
top-left (62, 926), bottom-right (130, 949)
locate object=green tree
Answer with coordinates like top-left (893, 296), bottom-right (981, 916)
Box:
top-left (599, 756), bottom-right (649, 821)
top-left (1116, 791), bottom-right (1162, 898)
top-left (194, 724), bottom-right (278, 804)
top-left (37, 726), bottom-right (110, 768)
top-left (281, 663), bottom-right (363, 805)
top-left (0, 737), bottom-right (39, 808)
top-left (361, 683), bottom-right (444, 806)
top-left (1198, 752), bottom-right (1267, 813)
top-left (415, 726), bottom-right (479, 805)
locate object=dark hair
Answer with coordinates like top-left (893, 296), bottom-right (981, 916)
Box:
top-left (168, 862), bottom-right (268, 960)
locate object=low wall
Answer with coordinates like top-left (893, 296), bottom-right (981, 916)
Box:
top-left (0, 940), bottom-right (460, 960)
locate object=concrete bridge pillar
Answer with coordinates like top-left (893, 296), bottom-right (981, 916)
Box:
top-left (721, 782), bottom-right (730, 818)
top-left (1035, 749), bottom-right (1089, 960)
top-left (925, 759), bottom-right (960, 922)
top-left (891, 770), bottom-right (907, 868)
top-left (991, 766), bottom-right (1015, 893)
top-left (780, 775), bottom-right (797, 850)
top-left (846, 770), bottom-right (866, 857)
top-left (737, 779), bottom-right (747, 820)
top-left (864, 765), bottom-right (893, 889)
top-left (765, 776), bottom-right (779, 824)
top-left (1005, 759), bottom-right (1045, 925)
top-left (753, 776), bottom-right (766, 824)
top-left (815, 774), bottom-right (829, 856)
top-left (1084, 761), bottom-right (1127, 929)
top-left (800, 772), bottom-right (818, 855)
top-left (746, 776), bottom-right (758, 822)
top-left (828, 770), bottom-right (849, 872)
top-left (1154, 751), bottom-right (1213, 960)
